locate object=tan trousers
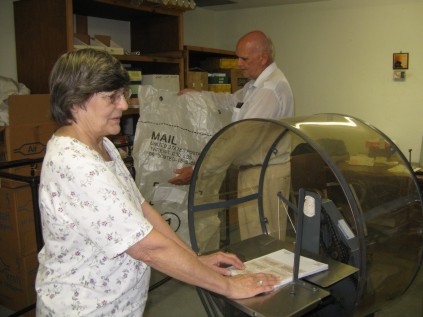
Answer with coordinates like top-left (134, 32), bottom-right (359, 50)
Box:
top-left (238, 163), bottom-right (291, 240)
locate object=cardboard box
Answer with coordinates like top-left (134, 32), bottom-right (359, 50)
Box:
top-left (73, 34), bottom-right (124, 55)
top-left (126, 69), bottom-right (142, 104)
top-left (230, 69), bottom-right (249, 93)
top-left (0, 94), bottom-right (58, 162)
top-left (186, 71), bottom-right (208, 91)
top-left (201, 58), bottom-right (239, 70)
top-left (0, 123), bottom-right (58, 162)
top-left (0, 252), bottom-right (38, 314)
top-left (208, 84), bottom-right (231, 93)
top-left (6, 94), bottom-right (52, 126)
top-left (142, 74), bottom-right (180, 92)
top-left (0, 179), bottom-right (37, 257)
top-left (208, 73), bottom-right (229, 84)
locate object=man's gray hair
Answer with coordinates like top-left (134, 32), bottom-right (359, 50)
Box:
top-left (264, 35), bottom-right (275, 62)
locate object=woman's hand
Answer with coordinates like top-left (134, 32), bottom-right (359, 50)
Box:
top-left (199, 251), bottom-right (280, 299)
top-left (198, 251), bottom-right (245, 276)
top-left (226, 272), bottom-right (280, 299)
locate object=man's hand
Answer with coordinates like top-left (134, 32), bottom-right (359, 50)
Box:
top-left (177, 88), bottom-right (196, 96)
top-left (168, 166), bottom-right (194, 185)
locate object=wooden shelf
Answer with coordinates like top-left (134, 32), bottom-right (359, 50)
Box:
top-left (183, 45), bottom-right (238, 89)
top-left (115, 54), bottom-right (182, 64)
top-left (123, 107), bottom-right (140, 116)
top-left (14, 0), bottom-right (185, 93)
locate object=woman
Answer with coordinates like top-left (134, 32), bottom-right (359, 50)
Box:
top-left (35, 48), bottom-right (279, 316)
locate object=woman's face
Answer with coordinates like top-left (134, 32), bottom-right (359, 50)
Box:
top-left (73, 88), bottom-right (130, 139)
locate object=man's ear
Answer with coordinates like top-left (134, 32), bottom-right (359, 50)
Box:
top-left (260, 53), bottom-right (269, 66)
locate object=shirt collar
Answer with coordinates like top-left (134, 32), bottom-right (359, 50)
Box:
top-left (252, 62), bottom-right (277, 88)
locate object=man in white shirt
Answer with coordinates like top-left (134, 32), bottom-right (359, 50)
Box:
top-left (169, 30), bottom-right (294, 240)
top-left (204, 30), bottom-right (294, 122)
top-left (169, 30), bottom-right (293, 184)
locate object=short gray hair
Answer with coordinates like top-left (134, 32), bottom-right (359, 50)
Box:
top-left (49, 49), bottom-right (129, 126)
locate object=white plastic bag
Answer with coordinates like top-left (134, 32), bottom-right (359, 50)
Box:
top-left (0, 76), bottom-right (31, 126)
top-left (133, 85), bottom-right (231, 247)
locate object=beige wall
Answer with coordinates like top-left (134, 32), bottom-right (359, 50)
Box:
top-left (185, 0), bottom-right (423, 162)
top-left (0, 0), bottom-right (17, 80)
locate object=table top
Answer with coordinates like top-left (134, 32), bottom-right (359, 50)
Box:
top-left (224, 235), bottom-right (358, 317)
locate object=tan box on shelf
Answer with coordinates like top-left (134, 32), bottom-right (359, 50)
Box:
top-left (201, 58), bottom-right (239, 70)
top-left (230, 68), bottom-right (248, 93)
top-left (0, 94), bottom-right (58, 162)
top-left (202, 68), bottom-right (248, 93)
top-left (208, 84), bottom-right (231, 93)
top-left (73, 34), bottom-right (124, 55)
top-left (93, 35), bottom-right (125, 55)
top-left (0, 251), bottom-right (38, 313)
top-left (94, 34), bottom-right (111, 46)
top-left (142, 74), bottom-right (180, 92)
top-left (187, 71), bottom-right (208, 91)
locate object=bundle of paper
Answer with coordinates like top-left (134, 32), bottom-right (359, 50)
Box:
top-left (230, 249), bottom-right (328, 288)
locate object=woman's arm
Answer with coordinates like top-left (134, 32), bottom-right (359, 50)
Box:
top-left (140, 201), bottom-right (245, 274)
top-left (126, 228), bottom-right (279, 299)
top-left (140, 201), bottom-right (195, 255)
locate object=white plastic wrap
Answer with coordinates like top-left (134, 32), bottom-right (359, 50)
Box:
top-left (0, 76), bottom-right (30, 126)
top-left (133, 85), bottom-right (231, 246)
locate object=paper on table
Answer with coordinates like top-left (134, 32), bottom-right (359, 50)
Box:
top-left (229, 249), bottom-right (328, 288)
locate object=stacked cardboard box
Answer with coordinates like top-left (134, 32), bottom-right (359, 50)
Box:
top-left (127, 69), bottom-right (142, 107)
top-left (229, 69), bottom-right (249, 93)
top-left (0, 178), bottom-right (38, 314)
top-left (208, 72), bottom-right (231, 92)
top-left (142, 74), bottom-right (180, 92)
top-left (0, 94), bottom-right (57, 163)
top-left (199, 58), bottom-right (248, 93)
top-left (208, 73), bottom-right (230, 84)
top-left (200, 58), bottom-right (239, 70)
top-left (128, 70), bottom-right (142, 94)
top-left (0, 94), bottom-right (56, 314)
top-left (186, 71), bottom-right (208, 91)
top-left (73, 33), bottom-right (124, 55)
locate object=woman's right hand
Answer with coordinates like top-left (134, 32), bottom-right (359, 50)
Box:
top-left (226, 272), bottom-right (280, 299)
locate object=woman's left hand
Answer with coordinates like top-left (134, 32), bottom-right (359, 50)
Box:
top-left (198, 251), bottom-right (245, 276)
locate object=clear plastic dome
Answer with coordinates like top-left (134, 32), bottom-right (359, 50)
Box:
top-left (188, 113), bottom-right (423, 316)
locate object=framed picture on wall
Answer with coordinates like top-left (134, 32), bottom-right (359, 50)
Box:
top-left (393, 53), bottom-right (409, 69)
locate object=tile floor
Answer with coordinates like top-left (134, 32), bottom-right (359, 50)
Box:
top-left (1, 265), bottom-right (422, 317)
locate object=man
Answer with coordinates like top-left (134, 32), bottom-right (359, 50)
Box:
top-left (206, 30), bottom-right (293, 122)
top-left (169, 30), bottom-right (294, 240)
top-left (169, 30), bottom-right (293, 184)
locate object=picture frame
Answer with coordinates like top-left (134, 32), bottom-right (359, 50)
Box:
top-left (393, 52), bottom-right (409, 69)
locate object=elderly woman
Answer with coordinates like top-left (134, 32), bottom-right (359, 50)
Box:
top-left (35, 48), bottom-right (279, 316)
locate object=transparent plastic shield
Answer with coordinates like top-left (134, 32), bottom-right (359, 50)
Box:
top-left (188, 114), bottom-right (423, 316)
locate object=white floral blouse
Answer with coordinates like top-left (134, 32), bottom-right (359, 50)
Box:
top-left (36, 135), bottom-right (153, 316)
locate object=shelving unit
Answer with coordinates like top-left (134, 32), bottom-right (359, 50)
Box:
top-left (183, 45), bottom-right (237, 87)
top-left (14, 0), bottom-right (188, 94)
top-left (183, 45), bottom-right (249, 93)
